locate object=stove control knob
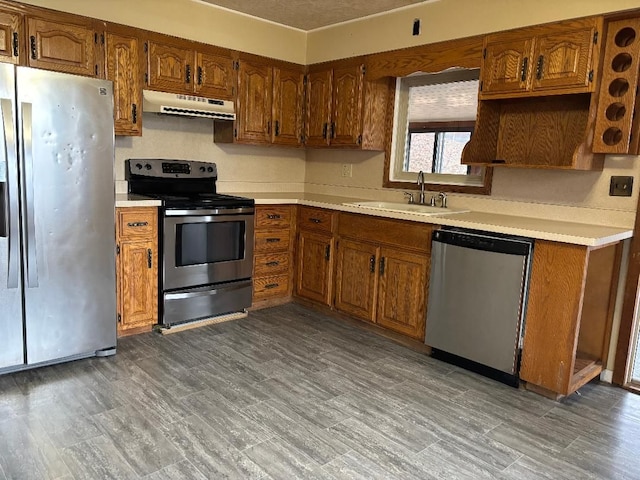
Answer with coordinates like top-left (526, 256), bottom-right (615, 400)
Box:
top-left (207, 167), bottom-right (214, 172)
top-left (199, 166), bottom-right (206, 172)
top-left (135, 163), bottom-right (143, 170)
top-left (145, 164), bottom-right (152, 170)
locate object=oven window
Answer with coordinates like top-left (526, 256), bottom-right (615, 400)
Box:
top-left (176, 221), bottom-right (245, 266)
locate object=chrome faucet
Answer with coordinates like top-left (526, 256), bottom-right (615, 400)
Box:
top-left (438, 192), bottom-right (448, 208)
top-left (417, 170), bottom-right (426, 204)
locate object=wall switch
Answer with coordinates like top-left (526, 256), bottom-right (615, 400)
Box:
top-left (610, 176), bottom-right (633, 196)
top-left (341, 164), bottom-right (352, 178)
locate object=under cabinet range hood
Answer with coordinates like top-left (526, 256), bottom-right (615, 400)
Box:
top-left (142, 90), bottom-right (235, 120)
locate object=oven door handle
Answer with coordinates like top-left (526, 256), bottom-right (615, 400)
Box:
top-left (165, 281), bottom-right (250, 300)
top-left (164, 207), bottom-right (254, 216)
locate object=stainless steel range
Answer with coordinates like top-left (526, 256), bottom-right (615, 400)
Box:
top-left (126, 159), bottom-right (254, 326)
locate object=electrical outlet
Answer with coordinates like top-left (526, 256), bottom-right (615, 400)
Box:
top-left (341, 164), bottom-right (352, 178)
top-left (610, 176), bottom-right (633, 196)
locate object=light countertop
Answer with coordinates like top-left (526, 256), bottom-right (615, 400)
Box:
top-left (116, 192), bottom-right (633, 247)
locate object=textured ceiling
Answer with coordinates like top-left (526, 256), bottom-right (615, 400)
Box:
top-left (197, 0), bottom-right (433, 30)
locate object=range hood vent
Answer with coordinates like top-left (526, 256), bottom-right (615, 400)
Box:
top-left (142, 90), bottom-right (235, 120)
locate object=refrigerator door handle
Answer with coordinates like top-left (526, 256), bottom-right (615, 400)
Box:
top-left (20, 101), bottom-right (38, 287)
top-left (1, 97), bottom-right (19, 288)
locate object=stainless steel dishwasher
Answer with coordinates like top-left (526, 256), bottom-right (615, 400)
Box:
top-left (425, 228), bottom-right (534, 386)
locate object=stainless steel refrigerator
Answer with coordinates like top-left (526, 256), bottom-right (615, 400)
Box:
top-left (0, 64), bottom-right (117, 373)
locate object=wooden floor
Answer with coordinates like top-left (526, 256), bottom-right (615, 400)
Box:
top-left (1, 303), bottom-right (640, 479)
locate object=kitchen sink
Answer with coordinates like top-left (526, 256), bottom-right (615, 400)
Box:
top-left (343, 201), bottom-right (468, 215)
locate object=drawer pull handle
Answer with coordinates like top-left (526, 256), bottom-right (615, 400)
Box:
top-left (30, 36), bottom-right (36, 60)
top-left (267, 214), bottom-right (281, 219)
top-left (266, 238), bottom-right (281, 243)
top-left (369, 255), bottom-right (375, 273)
top-left (309, 218), bottom-right (322, 223)
top-left (264, 283), bottom-right (279, 289)
top-left (147, 249), bottom-right (152, 269)
top-left (266, 261), bottom-right (280, 266)
top-left (127, 221), bottom-right (148, 227)
top-left (325, 244), bottom-right (331, 261)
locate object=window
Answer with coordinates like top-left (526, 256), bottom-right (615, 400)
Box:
top-left (385, 68), bottom-right (492, 194)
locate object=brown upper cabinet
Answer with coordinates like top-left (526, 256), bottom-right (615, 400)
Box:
top-left (26, 14), bottom-right (103, 78)
top-left (481, 17), bottom-right (602, 98)
top-left (105, 25), bottom-right (143, 136)
top-left (0, 8), bottom-right (22, 65)
top-left (215, 56), bottom-right (304, 146)
top-left (146, 35), bottom-right (234, 100)
top-left (305, 60), bottom-right (389, 150)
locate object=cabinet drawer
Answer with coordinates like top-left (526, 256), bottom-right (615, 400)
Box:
top-left (253, 274), bottom-right (290, 300)
top-left (117, 208), bottom-right (157, 239)
top-left (298, 206), bottom-right (334, 233)
top-left (254, 252), bottom-right (290, 276)
top-left (254, 230), bottom-right (290, 253)
top-left (255, 206), bottom-right (292, 229)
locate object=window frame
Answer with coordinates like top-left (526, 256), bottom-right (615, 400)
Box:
top-left (383, 73), bottom-right (493, 195)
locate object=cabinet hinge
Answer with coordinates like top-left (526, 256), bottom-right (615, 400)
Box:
top-left (303, 74), bottom-right (308, 85)
top-left (94, 32), bottom-right (98, 44)
top-left (234, 128), bottom-right (237, 138)
top-left (361, 65), bottom-right (366, 75)
top-left (483, 48), bottom-right (486, 59)
top-left (593, 31), bottom-right (598, 44)
top-left (144, 73), bottom-right (148, 84)
top-left (101, 33), bottom-right (105, 45)
top-left (357, 134), bottom-right (362, 145)
top-left (144, 42), bottom-right (148, 53)
top-left (300, 134), bottom-right (305, 143)
top-left (116, 244), bottom-right (120, 255)
top-left (588, 70), bottom-right (594, 82)
top-left (117, 313), bottom-right (121, 323)
top-left (234, 60), bottom-right (239, 70)
top-left (95, 64), bottom-right (99, 76)
top-left (479, 80), bottom-right (483, 91)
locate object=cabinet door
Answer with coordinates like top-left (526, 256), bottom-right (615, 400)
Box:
top-left (305, 69), bottom-right (332, 147)
top-left (481, 37), bottom-right (533, 97)
top-left (331, 64), bottom-right (364, 146)
top-left (272, 66), bottom-right (304, 146)
top-left (335, 239), bottom-right (379, 322)
top-left (194, 50), bottom-right (234, 100)
top-left (0, 11), bottom-right (21, 65)
top-left (295, 230), bottom-right (334, 305)
top-left (236, 60), bottom-right (272, 144)
top-left (117, 239), bottom-right (158, 333)
top-left (531, 27), bottom-right (597, 93)
top-left (376, 247), bottom-right (429, 340)
top-left (26, 17), bottom-right (99, 77)
top-left (106, 30), bottom-right (142, 136)
top-left (147, 40), bottom-right (193, 94)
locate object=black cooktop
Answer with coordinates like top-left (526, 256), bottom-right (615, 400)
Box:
top-left (149, 193), bottom-right (255, 209)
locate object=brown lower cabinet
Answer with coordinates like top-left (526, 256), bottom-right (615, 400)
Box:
top-left (252, 205), bottom-right (295, 307)
top-left (520, 239), bottom-right (622, 397)
top-left (115, 207), bottom-right (158, 336)
top-left (334, 213), bottom-right (431, 340)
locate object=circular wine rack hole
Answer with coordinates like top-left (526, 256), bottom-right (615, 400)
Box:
top-left (605, 103), bottom-right (627, 121)
top-left (602, 127), bottom-right (623, 146)
top-left (612, 53), bottom-right (633, 72)
top-left (615, 27), bottom-right (637, 47)
top-left (609, 78), bottom-right (630, 97)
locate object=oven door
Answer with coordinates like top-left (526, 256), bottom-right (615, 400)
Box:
top-left (163, 207), bottom-right (254, 291)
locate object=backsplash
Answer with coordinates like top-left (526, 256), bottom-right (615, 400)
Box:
top-left (114, 114), bottom-right (306, 193)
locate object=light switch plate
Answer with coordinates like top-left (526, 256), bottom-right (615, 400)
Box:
top-left (610, 176), bottom-right (633, 196)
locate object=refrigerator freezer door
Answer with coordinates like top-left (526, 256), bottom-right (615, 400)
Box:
top-left (0, 63), bottom-right (25, 369)
top-left (17, 67), bottom-right (116, 364)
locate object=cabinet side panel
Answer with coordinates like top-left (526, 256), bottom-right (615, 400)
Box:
top-left (520, 240), bottom-right (587, 394)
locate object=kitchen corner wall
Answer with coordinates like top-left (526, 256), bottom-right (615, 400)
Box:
top-left (304, 149), bottom-right (640, 229)
top-left (115, 114), bottom-right (306, 193)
